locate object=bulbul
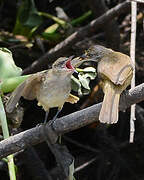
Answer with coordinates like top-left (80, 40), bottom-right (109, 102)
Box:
top-left (6, 57), bottom-right (79, 122)
top-left (81, 45), bottom-right (133, 124)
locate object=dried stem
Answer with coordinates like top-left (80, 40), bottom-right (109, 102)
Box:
top-left (130, 1), bottom-right (137, 143)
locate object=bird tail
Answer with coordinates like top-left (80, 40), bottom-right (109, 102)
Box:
top-left (99, 84), bottom-right (120, 124)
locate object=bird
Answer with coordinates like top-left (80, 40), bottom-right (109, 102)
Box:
top-left (80, 45), bottom-right (133, 124)
top-left (6, 56), bottom-right (79, 123)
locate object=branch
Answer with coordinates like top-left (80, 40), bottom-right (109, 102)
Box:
top-left (0, 83), bottom-right (143, 158)
top-left (22, 1), bottom-right (130, 75)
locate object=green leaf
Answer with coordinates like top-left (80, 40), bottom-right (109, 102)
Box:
top-left (71, 76), bottom-right (82, 96)
top-left (19, 0), bottom-right (42, 28)
top-left (44, 23), bottom-right (59, 34)
top-left (82, 67), bottom-right (96, 73)
top-left (0, 48), bottom-right (22, 81)
top-left (71, 67), bottom-right (97, 96)
top-left (1, 75), bottom-right (30, 93)
top-left (42, 32), bottom-right (61, 42)
top-left (13, 0), bottom-right (42, 37)
top-left (78, 74), bottom-right (90, 90)
top-left (82, 72), bottom-right (97, 80)
top-left (81, 88), bottom-right (91, 95)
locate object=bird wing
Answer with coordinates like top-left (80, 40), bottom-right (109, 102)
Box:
top-left (6, 81), bottom-right (27, 113)
top-left (22, 71), bottom-right (47, 100)
top-left (6, 70), bottom-right (47, 113)
top-left (98, 52), bottom-right (133, 85)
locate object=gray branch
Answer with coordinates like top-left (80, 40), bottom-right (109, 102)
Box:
top-left (0, 83), bottom-right (143, 159)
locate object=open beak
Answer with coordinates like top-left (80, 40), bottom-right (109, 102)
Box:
top-left (66, 55), bottom-right (78, 74)
top-left (68, 55), bottom-right (75, 60)
top-left (69, 56), bottom-right (78, 74)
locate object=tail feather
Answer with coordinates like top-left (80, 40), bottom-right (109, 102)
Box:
top-left (99, 85), bottom-right (120, 124)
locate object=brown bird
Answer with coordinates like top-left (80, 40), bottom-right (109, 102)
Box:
top-left (81, 45), bottom-right (133, 124)
top-left (6, 56), bottom-right (79, 122)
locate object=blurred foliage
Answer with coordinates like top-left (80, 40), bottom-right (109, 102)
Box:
top-left (0, 49), bottom-right (17, 180)
top-left (13, 0), bottom-right (43, 38)
top-left (12, 0), bottom-right (92, 41)
top-left (0, 48), bottom-right (22, 81)
top-left (41, 10), bottom-right (92, 42)
top-left (0, 48), bottom-right (29, 93)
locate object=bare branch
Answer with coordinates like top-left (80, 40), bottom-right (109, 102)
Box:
top-left (0, 83), bottom-right (143, 158)
top-left (22, 1), bottom-right (130, 75)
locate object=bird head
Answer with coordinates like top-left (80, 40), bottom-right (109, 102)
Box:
top-left (52, 56), bottom-right (77, 74)
top-left (81, 45), bottom-right (113, 62)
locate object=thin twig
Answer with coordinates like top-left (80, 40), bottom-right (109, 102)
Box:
top-left (129, 1), bottom-right (137, 143)
top-left (74, 157), bottom-right (98, 173)
top-left (0, 83), bottom-right (144, 158)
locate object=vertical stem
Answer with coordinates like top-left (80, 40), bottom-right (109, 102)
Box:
top-left (0, 96), bottom-right (9, 138)
top-left (0, 95), bottom-right (16, 179)
top-left (7, 155), bottom-right (16, 180)
top-left (130, 1), bottom-right (137, 143)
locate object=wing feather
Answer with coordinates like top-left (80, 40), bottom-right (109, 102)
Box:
top-left (6, 71), bottom-right (47, 113)
top-left (98, 52), bottom-right (133, 85)
top-left (6, 81), bottom-right (26, 113)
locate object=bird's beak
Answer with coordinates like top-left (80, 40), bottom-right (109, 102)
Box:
top-left (80, 53), bottom-right (92, 61)
top-left (74, 69), bottom-right (78, 74)
top-left (66, 55), bottom-right (78, 74)
top-left (68, 55), bottom-right (75, 60)
top-left (80, 54), bottom-right (99, 62)
top-left (69, 56), bottom-right (78, 74)
top-left (80, 54), bottom-right (87, 59)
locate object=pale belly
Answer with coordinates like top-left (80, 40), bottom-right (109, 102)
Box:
top-left (36, 78), bottom-right (71, 111)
